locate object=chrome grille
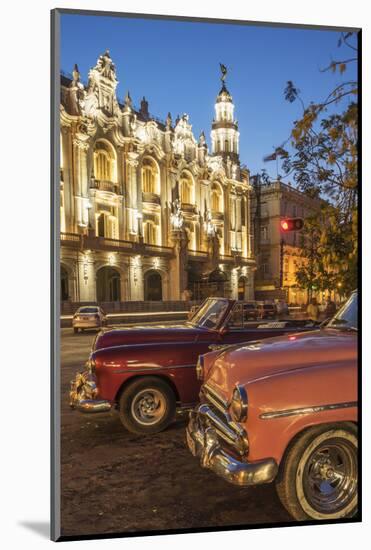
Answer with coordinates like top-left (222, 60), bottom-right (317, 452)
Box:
top-left (201, 383), bottom-right (248, 455)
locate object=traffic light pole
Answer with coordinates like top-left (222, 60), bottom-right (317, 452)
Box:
top-left (279, 238), bottom-right (284, 289)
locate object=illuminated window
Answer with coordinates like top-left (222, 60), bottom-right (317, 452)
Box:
top-left (211, 183), bottom-right (223, 212)
top-left (142, 157), bottom-right (159, 194)
top-left (93, 141), bottom-right (116, 182)
top-left (180, 173), bottom-right (193, 204)
top-left (144, 220), bottom-right (157, 244)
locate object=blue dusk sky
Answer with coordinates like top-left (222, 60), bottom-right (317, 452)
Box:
top-left (60, 13), bottom-right (357, 178)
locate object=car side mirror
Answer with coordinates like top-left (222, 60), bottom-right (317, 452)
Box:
top-left (219, 325), bottom-right (228, 335)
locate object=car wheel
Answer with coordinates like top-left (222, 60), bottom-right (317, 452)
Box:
top-left (73, 327), bottom-right (78, 334)
top-left (118, 377), bottom-right (176, 435)
top-left (276, 423), bottom-right (358, 521)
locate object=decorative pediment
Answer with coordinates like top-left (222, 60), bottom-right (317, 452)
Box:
top-left (86, 50), bottom-right (119, 118)
top-left (173, 114), bottom-right (197, 157)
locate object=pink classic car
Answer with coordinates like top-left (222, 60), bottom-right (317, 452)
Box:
top-left (187, 291), bottom-right (358, 521)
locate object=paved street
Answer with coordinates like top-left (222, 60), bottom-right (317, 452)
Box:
top-left (60, 326), bottom-right (293, 537)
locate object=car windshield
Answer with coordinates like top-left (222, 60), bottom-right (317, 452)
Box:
top-left (327, 292), bottom-right (357, 331)
top-left (189, 298), bottom-right (229, 330)
top-left (78, 307), bottom-right (98, 314)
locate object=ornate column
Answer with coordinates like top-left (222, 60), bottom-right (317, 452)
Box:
top-left (73, 132), bottom-right (90, 231)
top-left (126, 152), bottom-right (140, 237)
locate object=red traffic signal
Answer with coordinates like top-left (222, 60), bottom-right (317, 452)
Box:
top-left (280, 218), bottom-right (304, 232)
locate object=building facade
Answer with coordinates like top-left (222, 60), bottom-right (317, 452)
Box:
top-left (251, 179), bottom-right (323, 305)
top-left (60, 51), bottom-right (255, 306)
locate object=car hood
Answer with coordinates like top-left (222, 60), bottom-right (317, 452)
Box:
top-left (206, 329), bottom-right (357, 399)
top-left (93, 323), bottom-right (203, 350)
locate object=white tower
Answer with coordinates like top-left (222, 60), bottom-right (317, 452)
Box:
top-left (211, 76), bottom-right (240, 162)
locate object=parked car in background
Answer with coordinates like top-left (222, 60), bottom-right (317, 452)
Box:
top-left (243, 301), bottom-right (260, 320)
top-left (257, 302), bottom-right (277, 319)
top-left (70, 297), bottom-right (321, 434)
top-left (187, 290), bottom-right (358, 521)
top-left (72, 306), bottom-right (107, 333)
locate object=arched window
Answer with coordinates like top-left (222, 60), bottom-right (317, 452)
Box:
top-left (211, 183), bottom-right (223, 213)
top-left (225, 139), bottom-right (229, 153)
top-left (144, 220), bottom-right (157, 245)
top-left (95, 208), bottom-right (118, 239)
top-left (180, 172), bottom-right (194, 204)
top-left (144, 270), bottom-right (162, 301)
top-left (96, 266), bottom-right (121, 302)
top-left (61, 265), bottom-right (69, 301)
top-left (142, 157), bottom-right (159, 194)
top-left (93, 140), bottom-right (117, 182)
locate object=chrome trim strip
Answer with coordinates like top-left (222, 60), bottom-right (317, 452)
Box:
top-left (199, 404), bottom-right (240, 445)
top-left (259, 401), bottom-right (358, 420)
top-left (203, 383), bottom-right (229, 409)
top-left (113, 363), bottom-right (195, 374)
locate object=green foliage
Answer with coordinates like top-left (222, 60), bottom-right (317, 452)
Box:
top-left (265, 32), bottom-right (358, 298)
top-left (295, 207), bottom-right (357, 297)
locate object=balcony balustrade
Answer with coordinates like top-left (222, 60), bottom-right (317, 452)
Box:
top-left (181, 202), bottom-right (198, 215)
top-left (142, 192), bottom-right (161, 205)
top-left (60, 232), bottom-right (174, 257)
top-left (211, 211), bottom-right (224, 221)
top-left (90, 179), bottom-right (120, 194)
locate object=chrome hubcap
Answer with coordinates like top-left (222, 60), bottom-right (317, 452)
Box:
top-left (303, 438), bottom-right (357, 514)
top-left (131, 389), bottom-right (166, 426)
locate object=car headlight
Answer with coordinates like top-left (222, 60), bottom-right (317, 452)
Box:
top-left (196, 355), bottom-right (204, 380)
top-left (229, 384), bottom-right (248, 423)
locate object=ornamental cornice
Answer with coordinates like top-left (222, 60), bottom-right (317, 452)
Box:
top-left (96, 110), bottom-right (119, 133)
top-left (60, 105), bottom-right (78, 127)
top-left (140, 142), bottom-right (166, 162)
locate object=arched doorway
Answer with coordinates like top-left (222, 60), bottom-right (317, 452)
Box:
top-left (144, 270), bottom-right (162, 301)
top-left (61, 265), bottom-right (69, 301)
top-left (96, 266), bottom-right (121, 302)
top-left (238, 276), bottom-right (247, 301)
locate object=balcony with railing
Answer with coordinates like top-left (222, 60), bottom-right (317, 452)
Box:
top-left (90, 179), bottom-right (120, 194)
top-left (60, 232), bottom-right (174, 257)
top-left (142, 192), bottom-right (161, 205)
top-left (181, 203), bottom-right (198, 215)
top-left (211, 211), bottom-right (224, 221)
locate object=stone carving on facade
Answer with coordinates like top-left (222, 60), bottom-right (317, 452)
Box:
top-left (207, 155), bottom-right (225, 178)
top-left (173, 113), bottom-right (197, 158)
top-left (170, 198), bottom-right (184, 229)
top-left (66, 64), bottom-right (85, 116)
top-left (166, 112), bottom-right (172, 131)
top-left (129, 113), bottom-right (137, 137)
top-left (95, 49), bottom-right (117, 81)
top-left (86, 50), bottom-right (119, 117)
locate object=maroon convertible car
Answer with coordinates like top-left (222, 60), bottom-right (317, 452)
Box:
top-left (70, 297), bottom-right (320, 434)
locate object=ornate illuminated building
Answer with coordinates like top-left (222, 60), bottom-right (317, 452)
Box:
top-left (60, 51), bottom-right (255, 305)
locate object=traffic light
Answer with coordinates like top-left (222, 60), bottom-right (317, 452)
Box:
top-left (280, 218), bottom-right (304, 232)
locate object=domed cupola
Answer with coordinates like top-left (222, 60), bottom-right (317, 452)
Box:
top-left (211, 64), bottom-right (240, 161)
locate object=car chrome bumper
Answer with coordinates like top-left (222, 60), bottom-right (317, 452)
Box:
top-left (69, 371), bottom-right (112, 413)
top-left (186, 405), bottom-right (278, 486)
